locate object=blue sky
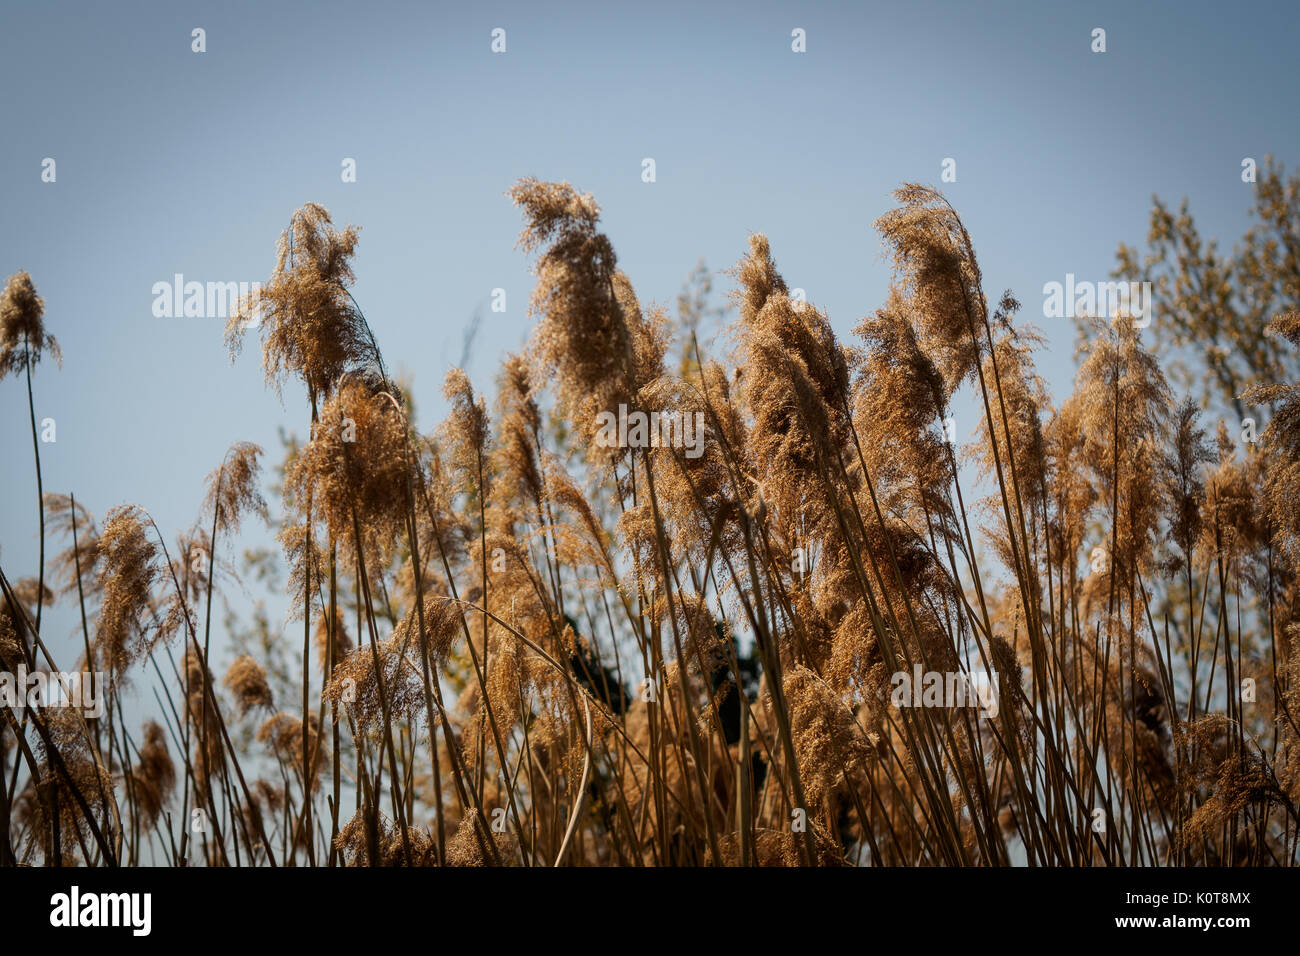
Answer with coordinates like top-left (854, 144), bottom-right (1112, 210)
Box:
top-left (3, 0), bottom-right (1299, 668)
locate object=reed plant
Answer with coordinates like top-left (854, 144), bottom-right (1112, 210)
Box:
top-left (3, 182), bottom-right (1298, 866)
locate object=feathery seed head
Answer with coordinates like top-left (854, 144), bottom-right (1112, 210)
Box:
top-left (224, 654), bottom-right (275, 716)
top-left (0, 270), bottom-right (60, 378)
top-left (226, 203), bottom-right (369, 401)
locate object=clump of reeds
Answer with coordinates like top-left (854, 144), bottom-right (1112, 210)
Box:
top-left (4, 179), bottom-right (1300, 869)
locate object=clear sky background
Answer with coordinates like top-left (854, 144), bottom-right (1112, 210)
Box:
top-left (3, 0), bottom-right (1299, 671)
